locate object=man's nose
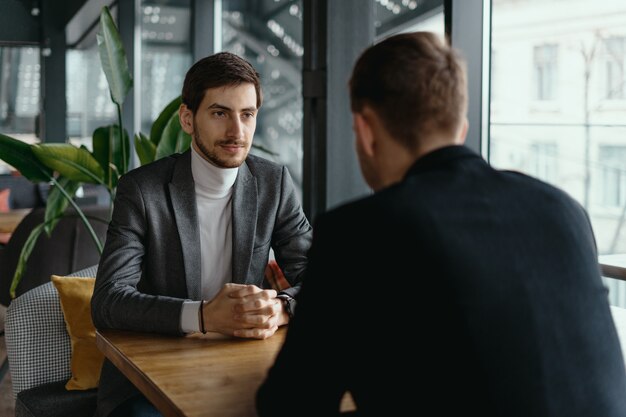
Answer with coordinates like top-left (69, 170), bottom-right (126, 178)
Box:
top-left (226, 117), bottom-right (244, 139)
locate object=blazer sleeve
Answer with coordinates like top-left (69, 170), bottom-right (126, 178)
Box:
top-left (271, 166), bottom-right (313, 299)
top-left (91, 174), bottom-right (185, 335)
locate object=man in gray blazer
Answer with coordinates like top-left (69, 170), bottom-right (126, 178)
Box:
top-left (92, 52), bottom-right (312, 417)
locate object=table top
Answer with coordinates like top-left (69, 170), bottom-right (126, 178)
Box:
top-left (96, 327), bottom-right (354, 417)
top-left (0, 208), bottom-right (30, 233)
top-left (599, 254), bottom-right (626, 281)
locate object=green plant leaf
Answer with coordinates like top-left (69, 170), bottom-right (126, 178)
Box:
top-left (32, 144), bottom-right (105, 184)
top-left (150, 96), bottom-right (182, 146)
top-left (97, 6), bottom-right (132, 106)
top-left (134, 133), bottom-right (157, 166)
top-left (10, 222), bottom-right (46, 299)
top-left (155, 112), bottom-right (191, 160)
top-left (93, 125), bottom-right (128, 188)
top-left (0, 134), bottom-right (52, 182)
top-left (44, 176), bottom-right (81, 235)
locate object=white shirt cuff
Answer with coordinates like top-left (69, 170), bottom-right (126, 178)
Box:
top-left (180, 300), bottom-right (202, 333)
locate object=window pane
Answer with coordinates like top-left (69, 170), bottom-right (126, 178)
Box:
top-left (490, 0), bottom-right (626, 260)
top-left (67, 47), bottom-right (117, 148)
top-left (0, 46), bottom-right (40, 173)
top-left (374, 0), bottom-right (444, 39)
top-left (220, 0), bottom-right (303, 197)
top-left (140, 0), bottom-right (192, 134)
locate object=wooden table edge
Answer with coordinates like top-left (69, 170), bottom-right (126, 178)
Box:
top-left (96, 330), bottom-right (185, 417)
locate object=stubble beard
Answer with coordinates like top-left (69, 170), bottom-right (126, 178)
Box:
top-left (193, 130), bottom-right (248, 169)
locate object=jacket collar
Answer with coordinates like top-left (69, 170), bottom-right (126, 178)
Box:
top-left (405, 145), bottom-right (482, 179)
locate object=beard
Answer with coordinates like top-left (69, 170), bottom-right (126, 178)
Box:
top-left (193, 130), bottom-right (248, 169)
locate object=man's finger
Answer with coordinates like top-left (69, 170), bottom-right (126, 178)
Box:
top-left (228, 284), bottom-right (263, 298)
top-left (233, 326), bottom-right (278, 339)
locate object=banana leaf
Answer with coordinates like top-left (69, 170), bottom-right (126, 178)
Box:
top-left (97, 6), bottom-right (132, 106)
top-left (32, 144), bottom-right (105, 184)
top-left (0, 134), bottom-right (52, 182)
top-left (154, 112), bottom-right (191, 161)
top-left (44, 176), bottom-right (81, 235)
top-left (93, 125), bottom-right (129, 189)
top-left (150, 96), bottom-right (182, 146)
top-left (134, 133), bottom-right (156, 166)
top-left (9, 222), bottom-right (46, 299)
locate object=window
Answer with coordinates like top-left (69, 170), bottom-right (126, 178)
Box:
top-left (140, 1), bottom-right (192, 134)
top-left (0, 46), bottom-right (40, 173)
top-left (599, 145), bottom-right (626, 208)
top-left (534, 44), bottom-right (558, 101)
top-left (490, 0), bottom-right (626, 257)
top-left (219, 0), bottom-right (304, 195)
top-left (530, 142), bottom-right (558, 183)
top-left (66, 47), bottom-right (116, 147)
top-left (605, 37), bottom-right (626, 100)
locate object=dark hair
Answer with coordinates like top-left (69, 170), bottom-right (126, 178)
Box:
top-left (349, 32), bottom-right (467, 151)
top-left (181, 51), bottom-right (263, 114)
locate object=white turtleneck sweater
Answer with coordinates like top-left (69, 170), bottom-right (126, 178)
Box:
top-left (180, 147), bottom-right (239, 333)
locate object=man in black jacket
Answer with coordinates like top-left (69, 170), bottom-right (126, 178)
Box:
top-left (256, 31), bottom-right (626, 416)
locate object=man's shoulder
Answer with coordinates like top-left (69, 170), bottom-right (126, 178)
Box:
top-left (244, 153), bottom-right (284, 175)
top-left (122, 152), bottom-right (184, 181)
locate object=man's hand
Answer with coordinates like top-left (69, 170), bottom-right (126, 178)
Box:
top-left (201, 283), bottom-right (289, 339)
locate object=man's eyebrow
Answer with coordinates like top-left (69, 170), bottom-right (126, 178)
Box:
top-left (207, 103), bottom-right (257, 112)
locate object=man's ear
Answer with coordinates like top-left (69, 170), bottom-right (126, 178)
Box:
top-left (457, 117), bottom-right (469, 145)
top-left (353, 112), bottom-right (375, 158)
top-left (179, 104), bottom-right (194, 134)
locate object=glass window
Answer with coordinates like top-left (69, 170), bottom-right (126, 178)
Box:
top-left (604, 37), bottom-right (626, 100)
top-left (530, 142), bottom-right (558, 183)
top-left (140, 0), bottom-right (192, 134)
top-left (490, 0), bottom-right (626, 258)
top-left (533, 44), bottom-right (558, 101)
top-left (66, 47), bottom-right (117, 148)
top-left (374, 0), bottom-right (444, 39)
top-left (0, 46), bottom-right (40, 173)
top-left (219, 0), bottom-right (304, 196)
top-left (599, 145), bottom-right (626, 207)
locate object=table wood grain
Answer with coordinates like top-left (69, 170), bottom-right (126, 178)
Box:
top-left (96, 328), bottom-right (356, 417)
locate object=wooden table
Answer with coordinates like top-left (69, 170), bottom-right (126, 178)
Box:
top-left (0, 208), bottom-right (30, 233)
top-left (0, 208), bottom-right (31, 244)
top-left (96, 328), bottom-right (355, 417)
top-left (599, 254), bottom-right (626, 281)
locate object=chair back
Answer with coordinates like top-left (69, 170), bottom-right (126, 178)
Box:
top-left (4, 265), bottom-right (99, 396)
top-left (0, 205), bottom-right (109, 306)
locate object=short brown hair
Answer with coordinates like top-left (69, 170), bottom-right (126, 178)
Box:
top-left (349, 32), bottom-right (467, 151)
top-left (181, 52), bottom-right (263, 114)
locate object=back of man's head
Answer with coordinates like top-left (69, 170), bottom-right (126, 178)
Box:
top-left (182, 51), bottom-right (263, 114)
top-left (349, 32), bottom-right (467, 151)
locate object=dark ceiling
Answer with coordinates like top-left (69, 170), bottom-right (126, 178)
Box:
top-left (19, 0), bottom-right (91, 28)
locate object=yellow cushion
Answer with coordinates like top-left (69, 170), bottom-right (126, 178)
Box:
top-left (51, 275), bottom-right (104, 390)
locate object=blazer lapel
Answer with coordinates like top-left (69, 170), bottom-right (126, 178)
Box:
top-left (168, 151), bottom-right (202, 299)
top-left (232, 161), bottom-right (257, 284)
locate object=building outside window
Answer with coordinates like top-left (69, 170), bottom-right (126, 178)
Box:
top-left (534, 44), bottom-right (558, 101)
top-left (605, 36), bottom-right (626, 100)
top-left (530, 142), bottom-right (558, 183)
top-left (599, 145), bottom-right (626, 208)
top-left (490, 0), bottom-right (626, 306)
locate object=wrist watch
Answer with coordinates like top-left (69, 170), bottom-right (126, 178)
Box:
top-left (276, 294), bottom-right (296, 319)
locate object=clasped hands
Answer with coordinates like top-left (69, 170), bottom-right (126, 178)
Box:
top-left (201, 283), bottom-right (289, 339)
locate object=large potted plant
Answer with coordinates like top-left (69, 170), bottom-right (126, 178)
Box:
top-left (0, 6), bottom-right (191, 298)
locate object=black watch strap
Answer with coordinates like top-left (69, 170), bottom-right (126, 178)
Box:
top-left (277, 294), bottom-right (296, 319)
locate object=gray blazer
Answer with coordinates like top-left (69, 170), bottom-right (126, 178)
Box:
top-left (92, 150), bottom-right (312, 416)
